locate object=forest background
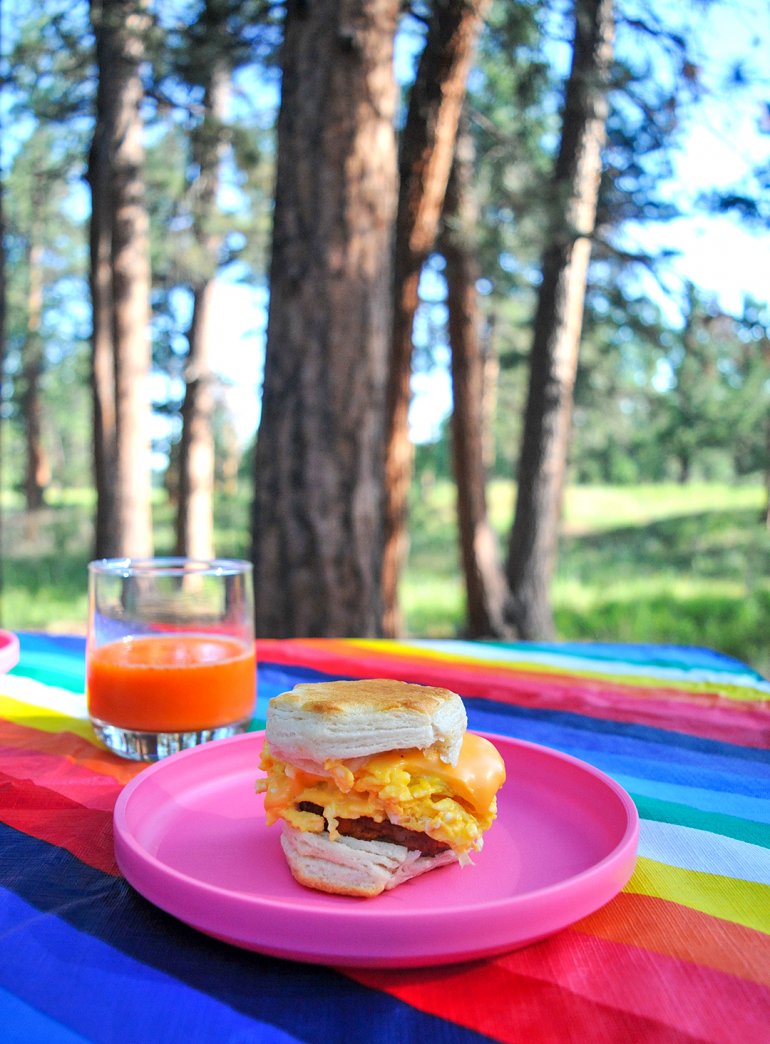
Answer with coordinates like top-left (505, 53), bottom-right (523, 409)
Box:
top-left (1, 0), bottom-right (769, 675)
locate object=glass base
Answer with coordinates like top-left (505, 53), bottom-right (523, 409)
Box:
top-left (91, 718), bottom-right (251, 761)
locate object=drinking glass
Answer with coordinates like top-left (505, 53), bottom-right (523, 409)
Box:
top-left (87, 558), bottom-right (256, 761)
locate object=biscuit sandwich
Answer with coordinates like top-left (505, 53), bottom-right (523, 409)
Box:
top-left (255, 678), bottom-right (505, 897)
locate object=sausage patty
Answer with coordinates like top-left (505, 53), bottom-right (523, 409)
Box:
top-left (297, 802), bottom-right (450, 857)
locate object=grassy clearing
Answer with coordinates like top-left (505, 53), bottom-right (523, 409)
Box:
top-left (402, 480), bottom-right (770, 677)
top-left (1, 481), bottom-right (767, 676)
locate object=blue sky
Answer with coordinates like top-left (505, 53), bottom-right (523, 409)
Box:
top-left (618, 0), bottom-right (770, 321)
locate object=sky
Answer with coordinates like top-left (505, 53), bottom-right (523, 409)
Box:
top-left (619, 0), bottom-right (770, 320)
top-left (211, 0), bottom-right (770, 449)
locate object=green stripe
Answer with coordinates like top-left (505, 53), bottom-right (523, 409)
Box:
top-left (633, 792), bottom-right (770, 850)
top-left (11, 662), bottom-right (86, 694)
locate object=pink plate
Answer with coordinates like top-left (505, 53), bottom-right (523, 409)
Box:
top-left (0, 630), bottom-right (19, 673)
top-left (113, 731), bottom-right (639, 968)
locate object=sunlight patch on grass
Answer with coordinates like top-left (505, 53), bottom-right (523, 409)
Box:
top-left (561, 483), bottom-right (763, 536)
top-left (401, 575), bottom-right (464, 638)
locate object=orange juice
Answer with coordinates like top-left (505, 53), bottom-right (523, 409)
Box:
top-left (87, 633), bottom-right (256, 732)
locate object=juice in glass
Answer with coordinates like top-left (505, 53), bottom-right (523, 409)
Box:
top-left (87, 633), bottom-right (256, 733)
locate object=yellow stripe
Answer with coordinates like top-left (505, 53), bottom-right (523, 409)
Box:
top-left (340, 639), bottom-right (769, 705)
top-left (625, 855), bottom-right (770, 934)
top-left (0, 693), bottom-right (95, 743)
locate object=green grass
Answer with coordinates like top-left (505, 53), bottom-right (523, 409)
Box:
top-left (1, 481), bottom-right (768, 677)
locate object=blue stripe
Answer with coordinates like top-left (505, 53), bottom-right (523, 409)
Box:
top-left (614, 774), bottom-right (770, 824)
top-left (0, 826), bottom-right (491, 1044)
top-left (0, 986), bottom-right (90, 1044)
top-left (12, 633), bottom-right (87, 693)
top-left (565, 749), bottom-right (768, 798)
top-left (0, 890), bottom-right (304, 1044)
top-left (462, 703), bottom-right (770, 825)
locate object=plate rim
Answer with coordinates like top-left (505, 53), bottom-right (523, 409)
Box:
top-left (114, 729), bottom-right (640, 961)
top-left (0, 630), bottom-right (20, 673)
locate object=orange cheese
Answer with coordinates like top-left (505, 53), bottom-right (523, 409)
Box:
top-left (363, 733), bottom-right (505, 815)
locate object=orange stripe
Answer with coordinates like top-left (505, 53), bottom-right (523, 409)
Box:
top-left (574, 892), bottom-right (770, 988)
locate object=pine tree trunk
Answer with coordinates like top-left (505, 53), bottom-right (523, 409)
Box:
top-left (176, 57), bottom-right (230, 561)
top-left (381, 0), bottom-right (489, 637)
top-left (440, 121), bottom-right (511, 638)
top-left (481, 317), bottom-right (499, 473)
top-left (505, 0), bottom-right (613, 639)
top-left (89, 0), bottom-right (153, 560)
top-left (88, 33), bottom-right (118, 556)
top-left (251, 0), bottom-right (399, 636)
top-left (176, 285), bottom-right (217, 559)
top-left (22, 226), bottom-right (50, 510)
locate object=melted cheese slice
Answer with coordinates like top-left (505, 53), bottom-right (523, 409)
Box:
top-left (361, 732), bottom-right (505, 814)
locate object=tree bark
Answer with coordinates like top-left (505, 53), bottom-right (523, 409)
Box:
top-left (175, 53), bottom-right (230, 561)
top-left (88, 0), bottom-right (153, 560)
top-left (381, 0), bottom-right (489, 637)
top-left (22, 216), bottom-right (50, 510)
top-left (505, 0), bottom-right (613, 639)
top-left (88, 35), bottom-right (118, 555)
top-left (440, 120), bottom-right (511, 638)
top-left (251, 0), bottom-right (399, 636)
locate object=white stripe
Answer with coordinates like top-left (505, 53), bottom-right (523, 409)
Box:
top-left (0, 674), bottom-right (88, 719)
top-left (638, 818), bottom-right (770, 885)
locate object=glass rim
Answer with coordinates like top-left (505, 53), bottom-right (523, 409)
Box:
top-left (88, 557), bottom-right (253, 578)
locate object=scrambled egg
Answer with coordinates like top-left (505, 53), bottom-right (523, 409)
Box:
top-left (256, 740), bottom-right (499, 858)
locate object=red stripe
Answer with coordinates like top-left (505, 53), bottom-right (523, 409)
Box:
top-left (349, 929), bottom-right (770, 1043)
top-left (350, 959), bottom-right (695, 1043)
top-left (0, 770), bottom-right (119, 875)
top-left (0, 716), bottom-right (146, 785)
top-left (258, 639), bottom-right (770, 747)
top-left (0, 744), bottom-right (122, 812)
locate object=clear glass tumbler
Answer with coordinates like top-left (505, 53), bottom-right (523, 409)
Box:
top-left (87, 558), bottom-right (256, 761)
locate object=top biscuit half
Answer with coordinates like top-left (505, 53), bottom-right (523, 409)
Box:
top-left (264, 678), bottom-right (467, 769)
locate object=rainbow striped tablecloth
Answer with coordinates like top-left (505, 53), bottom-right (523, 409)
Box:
top-left (2, 633), bottom-right (769, 1042)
